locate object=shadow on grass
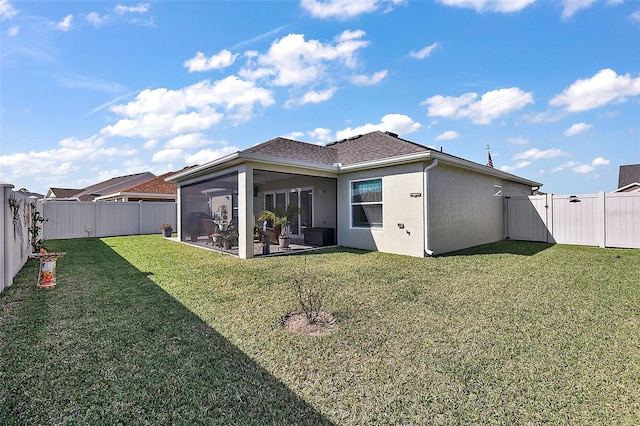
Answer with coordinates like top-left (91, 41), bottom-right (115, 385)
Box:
top-left (438, 240), bottom-right (554, 257)
top-left (0, 238), bottom-right (334, 425)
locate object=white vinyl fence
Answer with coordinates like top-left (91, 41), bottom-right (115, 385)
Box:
top-left (1, 183), bottom-right (40, 293)
top-left (505, 192), bottom-right (640, 249)
top-left (42, 200), bottom-right (177, 240)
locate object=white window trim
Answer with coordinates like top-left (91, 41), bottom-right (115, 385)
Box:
top-left (349, 177), bottom-right (384, 230)
top-left (494, 184), bottom-right (503, 197)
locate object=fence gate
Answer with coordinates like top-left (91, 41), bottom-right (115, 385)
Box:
top-left (505, 195), bottom-right (550, 242)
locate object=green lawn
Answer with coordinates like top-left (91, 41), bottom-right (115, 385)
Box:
top-left (1, 236), bottom-right (638, 425)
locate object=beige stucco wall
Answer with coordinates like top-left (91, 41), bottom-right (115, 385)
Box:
top-left (427, 163), bottom-right (533, 255)
top-left (337, 163), bottom-right (426, 258)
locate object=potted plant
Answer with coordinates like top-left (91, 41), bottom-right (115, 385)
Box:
top-left (257, 204), bottom-right (300, 249)
top-left (161, 223), bottom-right (173, 237)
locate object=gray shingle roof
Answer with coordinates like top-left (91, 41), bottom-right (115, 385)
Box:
top-left (328, 131), bottom-right (429, 164)
top-left (244, 137), bottom-right (337, 165)
top-left (618, 164), bottom-right (640, 188)
top-left (242, 131), bottom-right (430, 166)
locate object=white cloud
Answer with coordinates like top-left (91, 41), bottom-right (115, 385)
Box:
top-left (281, 131), bottom-right (305, 139)
top-left (184, 146), bottom-right (239, 165)
top-left (0, 135), bottom-right (136, 180)
top-left (437, 0), bottom-right (536, 13)
top-left (409, 42), bottom-right (439, 59)
top-left (549, 69), bottom-right (640, 112)
top-left (591, 157), bottom-right (610, 166)
top-left (294, 87), bottom-right (337, 106)
top-left (244, 30), bottom-right (370, 87)
top-left (513, 148), bottom-right (563, 160)
top-left (564, 122), bottom-right (593, 136)
top-left (336, 113), bottom-right (421, 139)
top-left (632, 10), bottom-right (640, 22)
top-left (115, 3), bottom-right (149, 14)
top-left (0, 0), bottom-right (18, 20)
top-left (423, 87), bottom-right (534, 124)
top-left (434, 130), bottom-right (459, 141)
top-left (165, 133), bottom-right (213, 149)
top-left (308, 127), bottom-right (334, 143)
top-left (143, 140), bottom-right (158, 150)
top-left (152, 148), bottom-right (184, 163)
top-left (350, 70), bottom-right (388, 86)
top-left (102, 76), bottom-right (274, 138)
top-left (508, 136), bottom-right (529, 145)
top-left (572, 163), bottom-right (594, 173)
top-left (300, 0), bottom-right (405, 19)
top-left (561, 0), bottom-right (596, 19)
top-left (500, 161), bottom-right (532, 172)
top-left (52, 14), bottom-right (73, 31)
top-left (87, 12), bottom-right (105, 27)
top-left (7, 24), bottom-right (18, 36)
top-left (184, 50), bottom-right (238, 72)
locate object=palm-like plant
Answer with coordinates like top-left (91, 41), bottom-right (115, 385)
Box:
top-left (257, 203), bottom-right (301, 238)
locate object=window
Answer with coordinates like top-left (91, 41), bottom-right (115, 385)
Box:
top-left (351, 178), bottom-right (383, 228)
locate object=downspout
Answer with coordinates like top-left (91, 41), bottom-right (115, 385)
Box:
top-left (423, 159), bottom-right (439, 256)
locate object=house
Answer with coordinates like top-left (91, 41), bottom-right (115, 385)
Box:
top-left (94, 169), bottom-right (195, 202)
top-left (166, 131), bottom-right (542, 258)
top-left (614, 164), bottom-right (640, 193)
top-left (45, 172), bottom-right (156, 201)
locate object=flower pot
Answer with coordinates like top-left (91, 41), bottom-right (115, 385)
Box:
top-left (162, 228), bottom-right (172, 237)
top-left (279, 237), bottom-right (290, 249)
top-left (190, 235), bottom-right (198, 242)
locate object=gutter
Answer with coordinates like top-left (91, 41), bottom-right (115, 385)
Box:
top-left (423, 159), bottom-right (439, 256)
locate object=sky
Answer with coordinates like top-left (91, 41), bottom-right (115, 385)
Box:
top-left (1, 0), bottom-right (639, 196)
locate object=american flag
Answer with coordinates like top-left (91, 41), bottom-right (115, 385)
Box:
top-left (487, 151), bottom-right (494, 168)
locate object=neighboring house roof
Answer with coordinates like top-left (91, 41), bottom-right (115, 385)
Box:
top-left (93, 167), bottom-right (197, 201)
top-left (618, 164), bottom-right (640, 189)
top-left (45, 172), bottom-right (156, 201)
top-left (46, 188), bottom-right (82, 199)
top-left (167, 131), bottom-right (543, 188)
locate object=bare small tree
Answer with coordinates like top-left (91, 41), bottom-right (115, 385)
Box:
top-left (293, 260), bottom-right (326, 325)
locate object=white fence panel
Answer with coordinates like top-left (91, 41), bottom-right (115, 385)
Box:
top-left (42, 200), bottom-right (176, 239)
top-left (506, 195), bottom-right (549, 242)
top-left (506, 192), bottom-right (639, 249)
top-left (606, 192), bottom-right (640, 249)
top-left (551, 193), bottom-right (603, 246)
top-left (140, 202), bottom-right (177, 234)
top-left (96, 202), bottom-right (140, 237)
top-left (43, 201), bottom-right (96, 239)
top-left (1, 183), bottom-right (37, 293)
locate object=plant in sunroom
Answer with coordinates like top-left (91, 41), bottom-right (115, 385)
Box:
top-left (257, 203), bottom-right (301, 246)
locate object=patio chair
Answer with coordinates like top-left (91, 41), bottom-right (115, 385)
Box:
top-left (201, 219), bottom-right (221, 246)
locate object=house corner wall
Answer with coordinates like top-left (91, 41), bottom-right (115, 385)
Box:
top-left (337, 163), bottom-right (425, 257)
top-left (427, 164), bottom-right (532, 255)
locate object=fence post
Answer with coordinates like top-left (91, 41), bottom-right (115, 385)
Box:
top-left (139, 200), bottom-right (143, 235)
top-left (599, 191), bottom-right (606, 248)
top-left (546, 193), bottom-right (554, 243)
top-left (1, 182), bottom-right (15, 292)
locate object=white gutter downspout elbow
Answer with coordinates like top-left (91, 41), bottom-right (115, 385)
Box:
top-left (423, 159), bottom-right (439, 256)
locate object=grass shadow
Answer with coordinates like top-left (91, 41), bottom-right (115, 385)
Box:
top-left (0, 238), bottom-right (334, 425)
top-left (437, 239), bottom-right (554, 257)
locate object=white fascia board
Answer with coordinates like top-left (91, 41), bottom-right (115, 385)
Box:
top-left (613, 182), bottom-right (640, 192)
top-left (339, 151), bottom-right (543, 188)
top-left (165, 152), bottom-right (242, 183)
top-left (240, 152), bottom-right (339, 174)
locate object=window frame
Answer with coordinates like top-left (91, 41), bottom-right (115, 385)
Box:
top-left (349, 177), bottom-right (383, 230)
